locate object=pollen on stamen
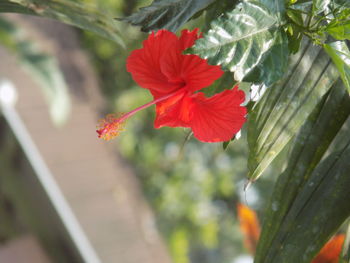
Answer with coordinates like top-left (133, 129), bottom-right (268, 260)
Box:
top-left (96, 113), bottom-right (125, 141)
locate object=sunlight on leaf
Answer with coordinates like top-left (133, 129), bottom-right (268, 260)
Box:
top-left (324, 41), bottom-right (350, 94)
top-left (247, 40), bottom-right (339, 181)
top-left (313, 0), bottom-right (331, 15)
top-left (188, 1), bottom-right (284, 81)
top-left (243, 31), bottom-right (289, 86)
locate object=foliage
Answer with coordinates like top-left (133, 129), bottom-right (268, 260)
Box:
top-left (324, 41), bottom-right (350, 93)
top-left (120, 0), bottom-right (216, 32)
top-left (255, 81), bottom-right (350, 262)
top-left (0, 16), bottom-right (70, 125)
top-left (187, 1), bottom-right (287, 83)
top-left (2, 0), bottom-right (350, 262)
top-left (247, 41), bottom-right (339, 181)
top-left (0, 0), bottom-right (125, 47)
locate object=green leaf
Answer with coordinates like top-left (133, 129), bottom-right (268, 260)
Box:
top-left (120, 0), bottom-right (215, 32)
top-left (261, 130), bottom-right (350, 262)
top-left (285, 8), bottom-right (304, 54)
top-left (327, 21), bottom-right (350, 40)
top-left (325, 9), bottom-right (350, 40)
top-left (0, 17), bottom-right (71, 125)
top-left (286, 26), bottom-right (303, 54)
top-left (255, 80), bottom-right (350, 263)
top-left (247, 40), bottom-right (340, 181)
top-left (0, 0), bottom-right (124, 47)
top-left (222, 140), bottom-right (230, 150)
top-left (286, 8), bottom-right (304, 26)
top-left (324, 41), bottom-right (350, 93)
top-left (243, 31), bottom-right (289, 86)
top-left (187, 1), bottom-right (284, 81)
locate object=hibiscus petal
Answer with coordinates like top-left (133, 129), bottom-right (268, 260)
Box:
top-left (126, 30), bottom-right (180, 97)
top-left (179, 29), bottom-right (223, 92)
top-left (154, 90), bottom-right (192, 128)
top-left (160, 49), bottom-right (223, 93)
top-left (189, 87), bottom-right (247, 143)
top-left (157, 28), bottom-right (223, 93)
top-left (181, 54), bottom-right (224, 92)
top-left (179, 28), bottom-right (201, 51)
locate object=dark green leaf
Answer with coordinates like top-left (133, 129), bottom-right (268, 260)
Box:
top-left (324, 41), bottom-right (350, 93)
top-left (286, 26), bottom-right (303, 54)
top-left (247, 40), bottom-right (339, 181)
top-left (204, 0), bottom-right (237, 32)
top-left (120, 0), bottom-right (215, 32)
top-left (262, 134), bottom-right (350, 263)
top-left (202, 71), bottom-right (235, 97)
top-left (255, 80), bottom-right (350, 263)
top-left (223, 138), bottom-right (235, 150)
top-left (285, 9), bottom-right (304, 54)
top-left (187, 1), bottom-right (284, 81)
top-left (0, 0), bottom-right (124, 47)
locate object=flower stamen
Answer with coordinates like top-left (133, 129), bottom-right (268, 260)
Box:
top-left (96, 90), bottom-right (185, 140)
top-left (96, 114), bottom-right (125, 141)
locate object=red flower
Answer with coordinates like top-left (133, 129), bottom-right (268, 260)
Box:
top-left (97, 29), bottom-right (246, 142)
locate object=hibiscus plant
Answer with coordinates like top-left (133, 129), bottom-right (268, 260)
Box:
top-left (1, 0), bottom-right (350, 262)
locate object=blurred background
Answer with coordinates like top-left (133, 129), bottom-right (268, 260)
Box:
top-left (0, 1), bottom-right (276, 262)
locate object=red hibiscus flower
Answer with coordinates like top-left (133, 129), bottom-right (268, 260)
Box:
top-left (97, 29), bottom-right (246, 142)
